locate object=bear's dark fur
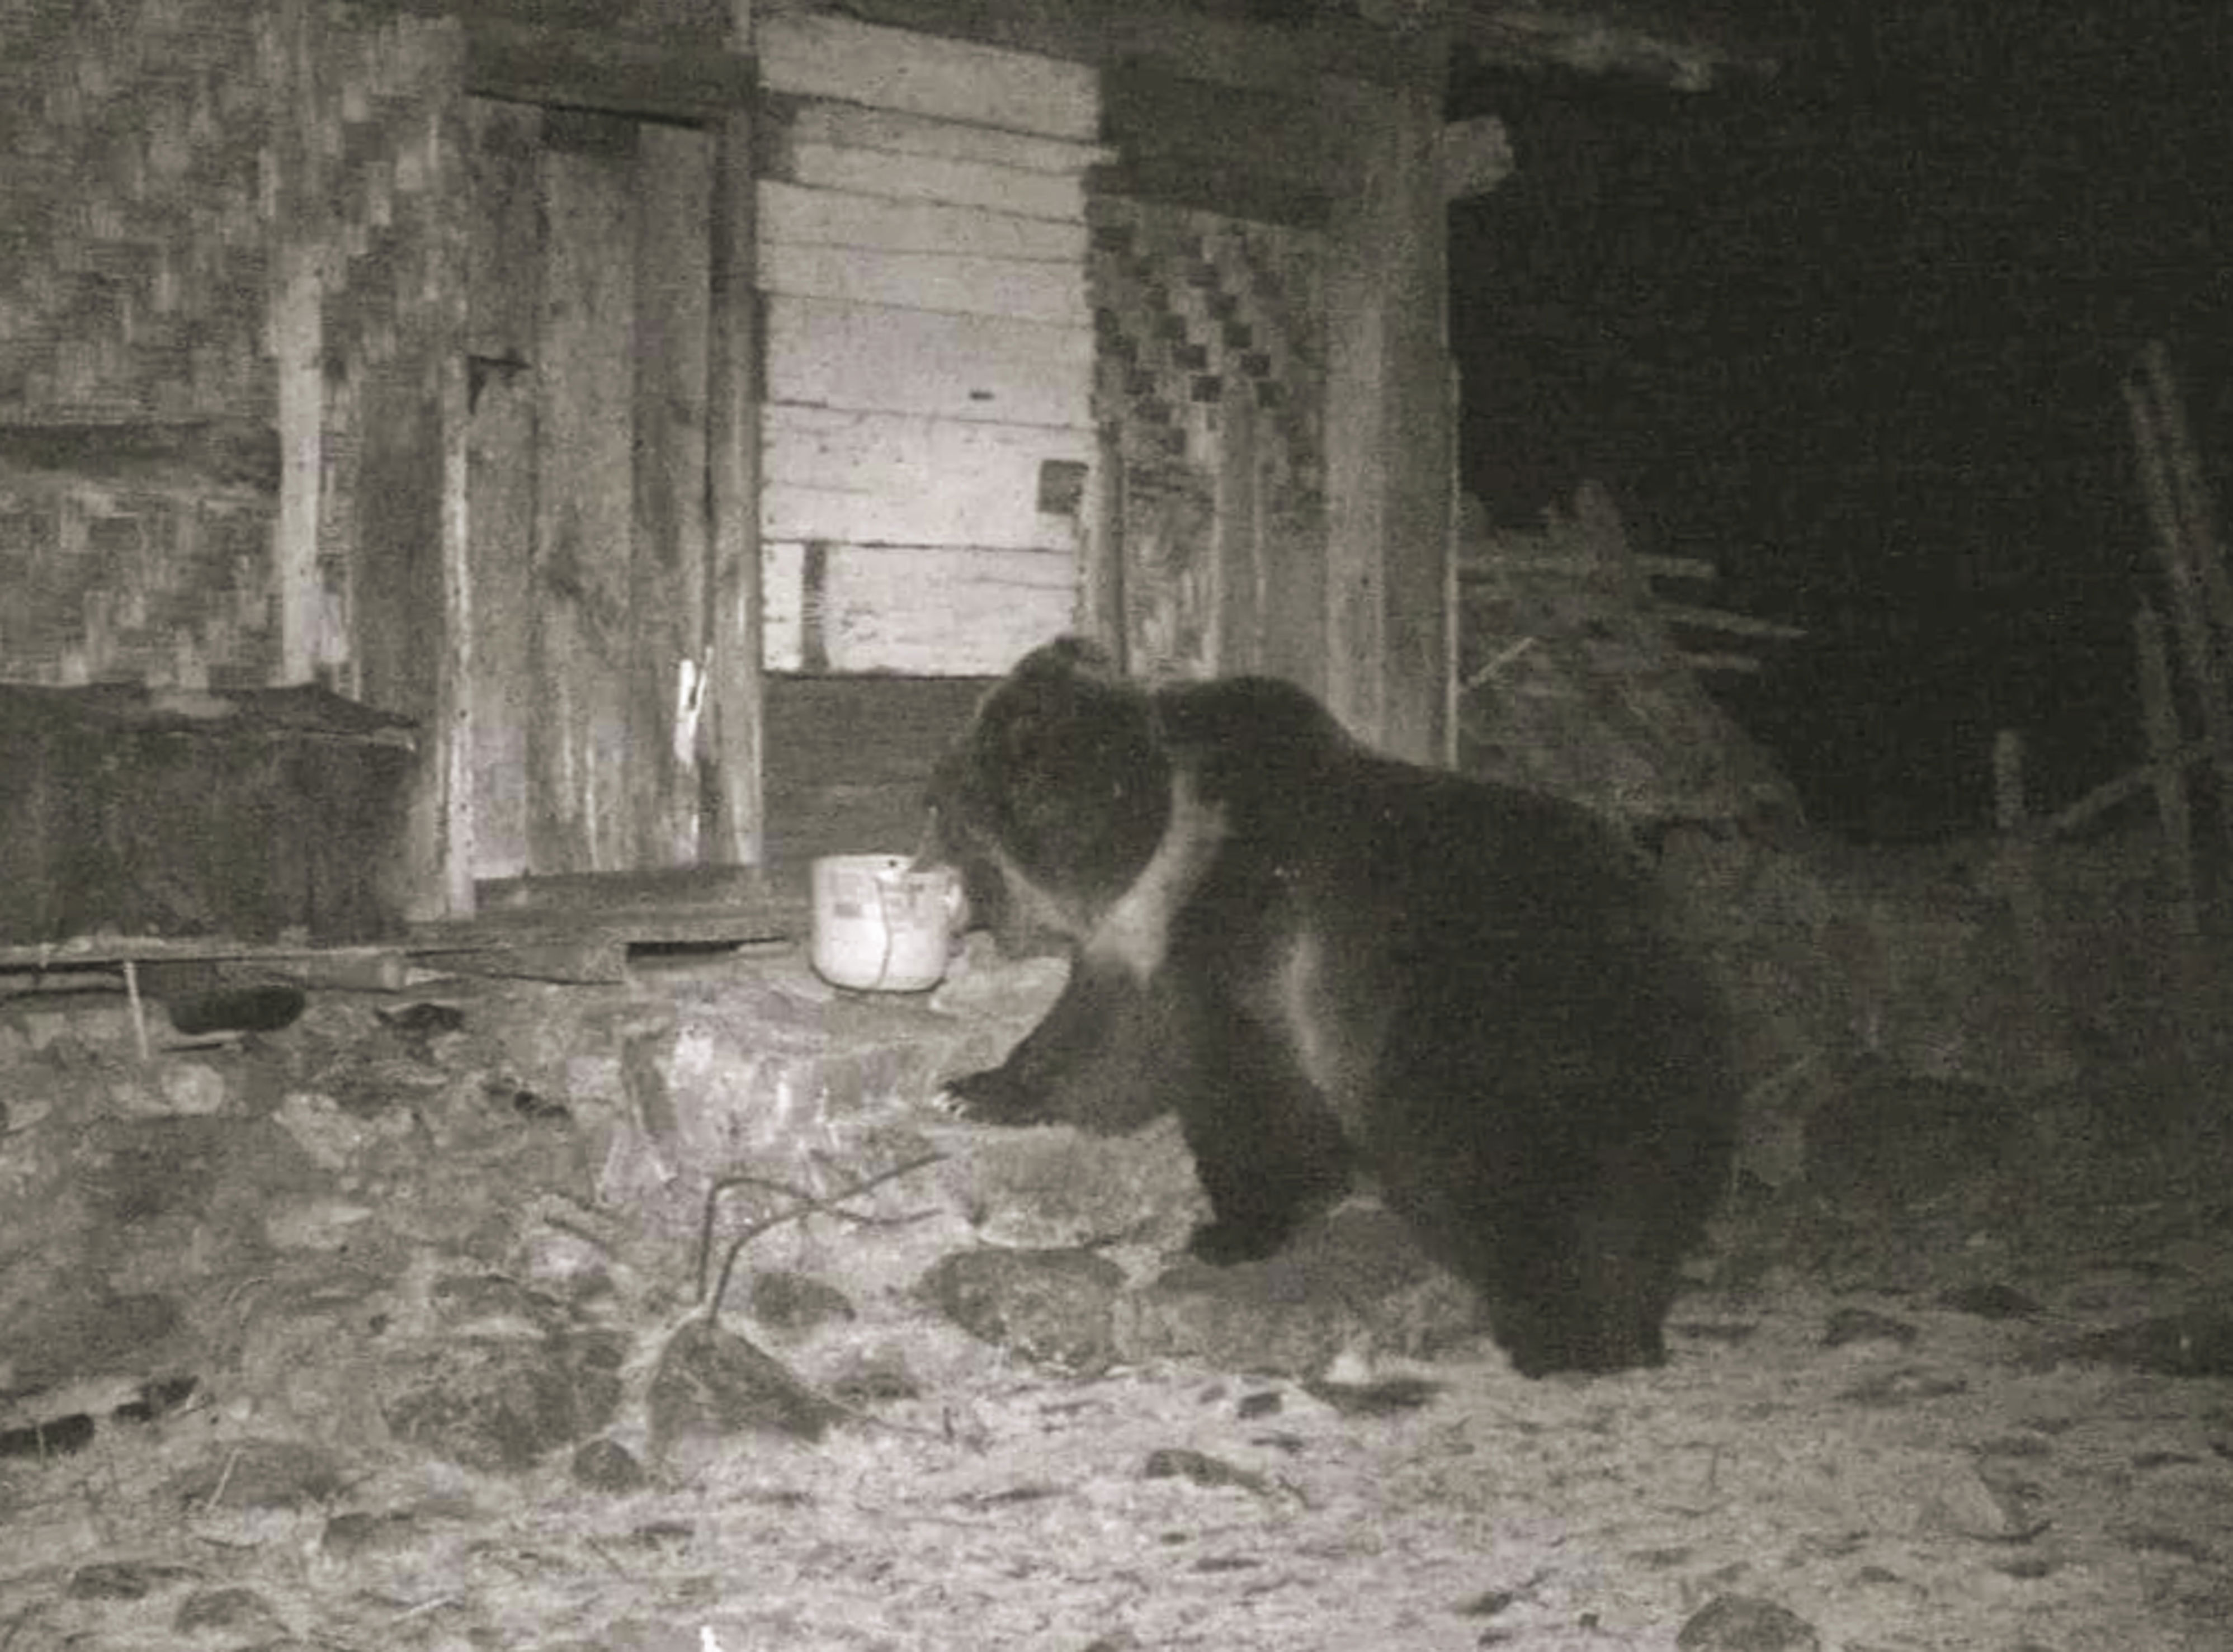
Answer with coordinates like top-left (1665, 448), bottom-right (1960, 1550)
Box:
top-left (928, 637), bottom-right (1736, 1376)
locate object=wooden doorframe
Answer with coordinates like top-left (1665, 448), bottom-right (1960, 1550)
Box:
top-left (433, 20), bottom-right (763, 914)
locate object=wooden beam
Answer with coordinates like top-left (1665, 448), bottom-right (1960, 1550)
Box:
top-left (759, 12), bottom-right (1100, 140)
top-left (463, 18), bottom-right (753, 122)
top-left (1093, 60), bottom-right (1338, 227)
top-left (807, 0), bottom-right (1447, 93)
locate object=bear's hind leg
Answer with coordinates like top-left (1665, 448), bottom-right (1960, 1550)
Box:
top-left (1368, 1124), bottom-right (1687, 1377)
top-left (1482, 1238), bottom-right (1677, 1378)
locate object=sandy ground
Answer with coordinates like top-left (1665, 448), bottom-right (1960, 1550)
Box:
top-left (3, 1059), bottom-right (2229, 1652)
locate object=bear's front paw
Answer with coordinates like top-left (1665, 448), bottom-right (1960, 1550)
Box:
top-left (937, 1067), bottom-right (1057, 1127)
top-left (1186, 1216), bottom-right (1290, 1267)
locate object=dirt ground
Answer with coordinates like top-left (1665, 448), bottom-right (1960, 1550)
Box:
top-left (3, 1008), bottom-right (2230, 1652)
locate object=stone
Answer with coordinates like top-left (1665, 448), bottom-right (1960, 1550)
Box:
top-left (745, 1268), bottom-right (857, 1335)
top-left (320, 1509), bottom-right (422, 1560)
top-left (169, 1439), bottom-right (344, 1511)
top-left (67, 1560), bottom-right (197, 1601)
top-left (1120, 1207), bottom-right (1479, 1375)
top-left (157, 1060), bottom-right (231, 1116)
top-left (646, 1320), bottom-right (849, 1448)
top-left (919, 1247), bottom-right (1123, 1373)
top-left (572, 1436), bottom-right (650, 1493)
top-left (381, 1330), bottom-right (626, 1473)
top-left (1677, 1594), bottom-right (1821, 1651)
top-left (173, 1584), bottom-right (284, 1636)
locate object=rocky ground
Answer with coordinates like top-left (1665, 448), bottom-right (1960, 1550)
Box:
top-left (1, 937), bottom-right (2230, 1652)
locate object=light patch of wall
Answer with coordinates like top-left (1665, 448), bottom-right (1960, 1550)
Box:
top-left (756, 12), bottom-right (1103, 676)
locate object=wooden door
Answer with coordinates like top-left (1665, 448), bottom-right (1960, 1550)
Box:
top-left (464, 97), bottom-right (713, 880)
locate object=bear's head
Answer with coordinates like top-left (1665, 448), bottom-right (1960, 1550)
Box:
top-left (926, 637), bottom-right (1172, 942)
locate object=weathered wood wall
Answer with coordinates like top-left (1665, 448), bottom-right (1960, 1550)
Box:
top-left (0, 3), bottom-right (282, 688)
top-left (763, 676), bottom-right (992, 867)
top-left (754, 12), bottom-right (1101, 675)
top-left (0, 2), bottom-right (466, 697)
top-left (1085, 196), bottom-right (1330, 690)
top-left (0, 0), bottom-right (1465, 918)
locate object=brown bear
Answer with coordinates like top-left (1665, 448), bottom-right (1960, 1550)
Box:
top-left (927, 637), bottom-right (1735, 1376)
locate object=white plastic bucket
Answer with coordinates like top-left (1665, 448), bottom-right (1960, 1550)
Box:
top-left (809, 854), bottom-right (962, 992)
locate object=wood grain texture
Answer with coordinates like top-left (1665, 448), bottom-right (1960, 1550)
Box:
top-left (532, 122), bottom-right (637, 875)
top-left (766, 296), bottom-right (1093, 428)
top-left (759, 241), bottom-right (1087, 324)
top-left (762, 406), bottom-right (1089, 551)
top-left (760, 181), bottom-right (1088, 263)
top-left (775, 140), bottom-right (1087, 222)
top-left (759, 12), bottom-right (1100, 141)
top-left (763, 541), bottom-right (1075, 675)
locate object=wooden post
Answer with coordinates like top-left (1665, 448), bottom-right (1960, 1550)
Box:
top-left (1991, 729), bottom-right (2050, 1006)
top-left (1079, 422), bottom-right (1126, 669)
top-left (2136, 602), bottom-right (2202, 940)
top-left (1322, 63), bottom-right (1452, 763)
top-left (705, 74), bottom-right (764, 867)
top-left (2127, 368), bottom-right (2233, 855)
top-left (2140, 342), bottom-right (2233, 654)
top-left (2136, 600), bottom-right (2209, 1070)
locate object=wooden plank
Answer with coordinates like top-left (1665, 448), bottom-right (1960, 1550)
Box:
top-left (759, 242), bottom-right (1087, 325)
top-left (1075, 423), bottom-right (1122, 659)
top-left (761, 406), bottom-right (1090, 551)
top-left (274, 251), bottom-right (323, 686)
top-left (465, 372), bottom-right (536, 883)
top-left (766, 295), bottom-right (1093, 428)
top-left (759, 12), bottom-right (1100, 141)
top-left (465, 98), bottom-right (543, 884)
top-left (466, 98), bottom-right (541, 363)
top-left (532, 117), bottom-right (638, 875)
top-left (0, 936), bottom-right (437, 973)
top-left (762, 541), bottom-right (1075, 674)
top-left (759, 181), bottom-right (1087, 263)
top-left (773, 141), bottom-right (1086, 222)
top-left (438, 342), bottom-right (475, 919)
top-left (475, 863), bottom-right (782, 916)
top-left (763, 675), bottom-right (993, 868)
top-left (631, 122), bottom-right (714, 870)
top-left (779, 98), bottom-right (1114, 176)
top-left (705, 107), bottom-right (766, 868)
top-left (353, 360), bottom-right (452, 923)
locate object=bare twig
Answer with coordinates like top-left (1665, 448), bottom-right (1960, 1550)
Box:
top-left (693, 1151), bottom-right (946, 1314)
